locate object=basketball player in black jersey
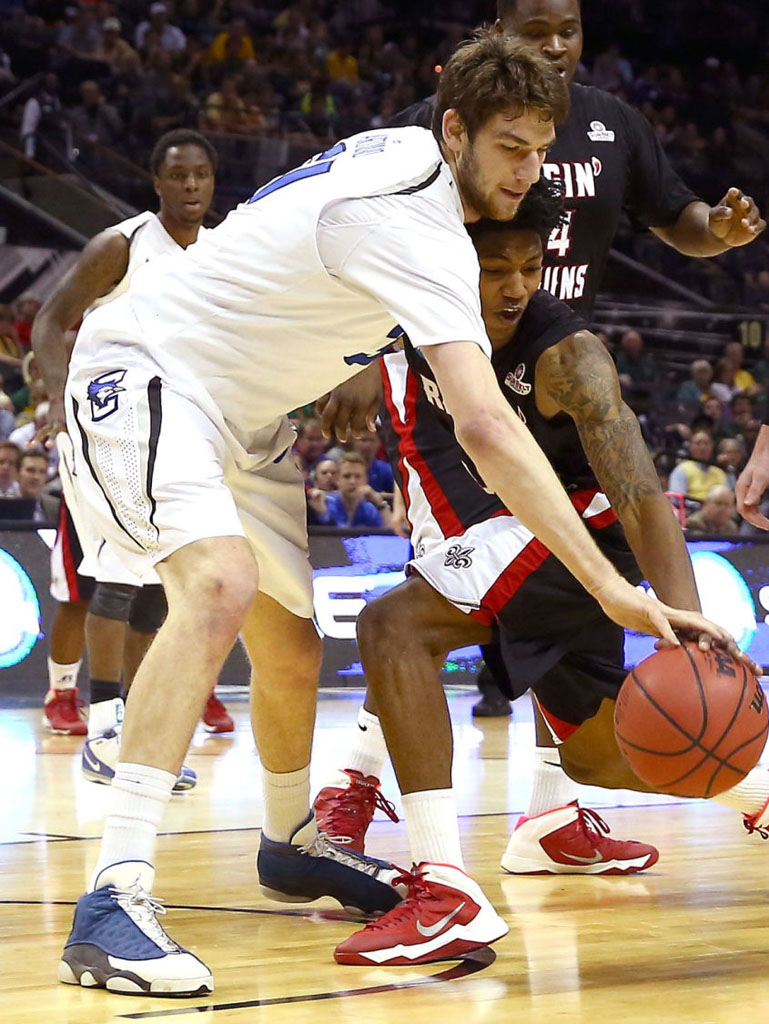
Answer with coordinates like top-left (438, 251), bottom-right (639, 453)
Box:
top-left (330, 180), bottom-right (769, 967)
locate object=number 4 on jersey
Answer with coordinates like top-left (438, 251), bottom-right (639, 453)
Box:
top-left (248, 142), bottom-right (346, 204)
top-left (547, 210), bottom-right (574, 258)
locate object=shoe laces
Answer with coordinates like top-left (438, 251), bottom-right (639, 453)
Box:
top-left (361, 864), bottom-right (436, 931)
top-left (299, 829), bottom-right (384, 877)
top-left (321, 770), bottom-right (399, 846)
top-left (576, 805), bottom-right (611, 842)
top-left (110, 882), bottom-right (180, 953)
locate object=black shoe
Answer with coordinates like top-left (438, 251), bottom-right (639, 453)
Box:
top-left (472, 692), bottom-right (512, 718)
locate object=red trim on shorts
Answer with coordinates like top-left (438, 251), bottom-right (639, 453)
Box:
top-left (382, 362), bottom-right (464, 537)
top-left (538, 703), bottom-right (580, 742)
top-left (469, 536), bottom-right (551, 626)
top-left (58, 498), bottom-right (81, 602)
top-left (570, 488), bottom-right (617, 529)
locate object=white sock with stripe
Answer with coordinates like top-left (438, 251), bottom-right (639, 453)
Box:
top-left (402, 789), bottom-right (464, 869)
top-left (526, 746), bottom-right (579, 818)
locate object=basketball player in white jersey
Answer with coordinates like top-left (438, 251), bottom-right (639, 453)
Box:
top-left (34, 130), bottom-right (230, 783)
top-left (52, 33), bottom-right (733, 997)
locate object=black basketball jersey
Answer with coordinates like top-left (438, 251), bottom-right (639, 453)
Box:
top-left (380, 290), bottom-right (617, 550)
top-left (389, 85), bottom-right (698, 316)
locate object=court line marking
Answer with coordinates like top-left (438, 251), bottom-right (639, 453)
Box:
top-left (0, 803), bottom-right (687, 847)
top-left (116, 948), bottom-right (496, 1018)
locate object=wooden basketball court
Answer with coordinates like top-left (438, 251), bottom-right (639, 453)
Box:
top-left (3, 687), bottom-right (767, 1024)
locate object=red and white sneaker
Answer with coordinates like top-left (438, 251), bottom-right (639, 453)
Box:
top-left (501, 801), bottom-right (659, 875)
top-left (43, 688), bottom-right (87, 735)
top-left (313, 769), bottom-right (399, 853)
top-left (743, 794), bottom-right (769, 839)
top-left (335, 862), bottom-right (508, 965)
top-left (202, 691), bottom-right (234, 733)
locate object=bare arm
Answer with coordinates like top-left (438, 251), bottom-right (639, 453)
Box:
top-left (315, 360), bottom-right (384, 440)
top-left (31, 230), bottom-right (129, 438)
top-left (652, 192), bottom-right (765, 256)
top-left (736, 424), bottom-right (769, 530)
top-left (424, 341), bottom-right (728, 645)
top-left (535, 331), bottom-right (699, 610)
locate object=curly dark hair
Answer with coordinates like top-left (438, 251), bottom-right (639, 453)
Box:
top-left (466, 176), bottom-right (567, 246)
top-left (149, 130), bottom-right (218, 176)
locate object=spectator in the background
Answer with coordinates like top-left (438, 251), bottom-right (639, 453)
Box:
top-left (0, 374), bottom-right (14, 438)
top-left (716, 436), bottom-right (746, 488)
top-left (313, 458), bottom-right (339, 493)
top-left (19, 73), bottom-right (69, 160)
top-left (676, 358), bottom-right (713, 404)
top-left (685, 484), bottom-right (738, 535)
top-left (701, 395), bottom-right (738, 443)
top-left (293, 417), bottom-right (328, 477)
top-left (710, 354), bottom-right (743, 404)
top-left (135, 3), bottom-right (187, 54)
top-left (0, 317), bottom-right (23, 379)
top-left (16, 450), bottom-right (58, 522)
top-left (201, 76), bottom-right (248, 133)
top-left (326, 37), bottom-right (360, 84)
top-left (752, 335), bottom-right (769, 391)
top-left (350, 431), bottom-right (394, 494)
top-left (70, 80), bottom-right (123, 149)
top-left (615, 329), bottom-right (657, 388)
top-left (724, 340), bottom-right (758, 394)
top-left (12, 292), bottom-right (41, 351)
top-left (311, 453), bottom-right (390, 528)
top-left (209, 19), bottom-right (256, 64)
top-left (0, 440), bottom-right (20, 497)
top-left (668, 429), bottom-right (728, 502)
top-left (57, 4), bottom-right (102, 59)
top-left (11, 350), bottom-right (47, 417)
top-left (94, 18), bottom-right (140, 77)
top-left (591, 43), bottom-right (633, 93)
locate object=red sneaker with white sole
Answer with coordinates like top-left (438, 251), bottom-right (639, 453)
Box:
top-left (334, 862), bottom-right (508, 966)
top-left (313, 769), bottom-right (399, 853)
top-left (501, 801), bottom-right (659, 875)
top-left (43, 688), bottom-right (87, 736)
top-left (202, 691), bottom-right (234, 733)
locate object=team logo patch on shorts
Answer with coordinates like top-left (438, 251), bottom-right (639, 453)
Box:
top-left (87, 370), bottom-right (127, 421)
top-left (444, 544), bottom-right (474, 569)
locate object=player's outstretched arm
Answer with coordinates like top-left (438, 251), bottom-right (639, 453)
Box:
top-left (736, 424), bottom-right (769, 530)
top-left (652, 189), bottom-right (765, 256)
top-left (536, 329), bottom-right (700, 611)
top-left (424, 340), bottom-right (725, 646)
top-left (31, 231), bottom-right (129, 444)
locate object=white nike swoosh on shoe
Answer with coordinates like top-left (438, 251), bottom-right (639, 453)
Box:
top-left (558, 851), bottom-right (603, 864)
top-left (83, 748), bottom-right (105, 773)
top-left (415, 900), bottom-right (466, 937)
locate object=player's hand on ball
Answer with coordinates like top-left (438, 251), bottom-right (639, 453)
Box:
top-left (708, 187), bottom-right (766, 247)
top-left (670, 627), bottom-right (761, 678)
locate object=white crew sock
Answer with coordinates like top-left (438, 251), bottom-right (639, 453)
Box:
top-left (90, 762), bottom-right (175, 890)
top-left (87, 697), bottom-right (125, 738)
top-left (712, 767), bottom-right (769, 818)
top-left (344, 706), bottom-right (389, 780)
top-left (526, 746), bottom-right (580, 818)
top-left (261, 764), bottom-right (311, 843)
top-left (402, 789), bottom-right (464, 869)
top-left (47, 657), bottom-right (81, 691)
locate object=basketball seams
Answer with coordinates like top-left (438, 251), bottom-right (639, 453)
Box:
top-left (615, 645), bottom-right (768, 798)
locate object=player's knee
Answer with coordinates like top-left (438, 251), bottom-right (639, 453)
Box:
top-left (89, 582), bottom-right (138, 622)
top-left (128, 584), bottom-right (168, 634)
top-left (357, 594), bottom-right (408, 658)
top-left (184, 563), bottom-right (257, 635)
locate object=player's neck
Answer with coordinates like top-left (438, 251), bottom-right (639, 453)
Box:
top-left (158, 210), bottom-right (202, 249)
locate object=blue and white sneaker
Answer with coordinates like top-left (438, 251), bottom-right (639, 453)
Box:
top-left (257, 813), bottom-right (404, 917)
top-left (59, 861), bottom-right (213, 996)
top-left (82, 727), bottom-right (197, 793)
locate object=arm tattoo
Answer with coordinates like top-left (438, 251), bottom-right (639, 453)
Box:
top-left (539, 333), bottom-right (661, 520)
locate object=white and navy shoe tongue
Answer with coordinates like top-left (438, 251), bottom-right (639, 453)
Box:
top-left (91, 859), bottom-right (156, 894)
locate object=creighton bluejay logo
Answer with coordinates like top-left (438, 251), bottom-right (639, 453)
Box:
top-left (87, 369), bottom-right (127, 421)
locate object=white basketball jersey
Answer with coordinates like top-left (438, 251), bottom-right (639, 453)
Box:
top-left (71, 127), bottom-right (489, 451)
top-left (85, 211), bottom-right (191, 315)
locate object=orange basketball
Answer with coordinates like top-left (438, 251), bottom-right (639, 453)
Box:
top-left (614, 643), bottom-right (768, 798)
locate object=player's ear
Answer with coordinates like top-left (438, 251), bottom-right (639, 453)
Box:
top-left (492, 18), bottom-right (505, 35)
top-left (442, 109), bottom-right (467, 155)
top-left (153, 175), bottom-right (161, 199)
